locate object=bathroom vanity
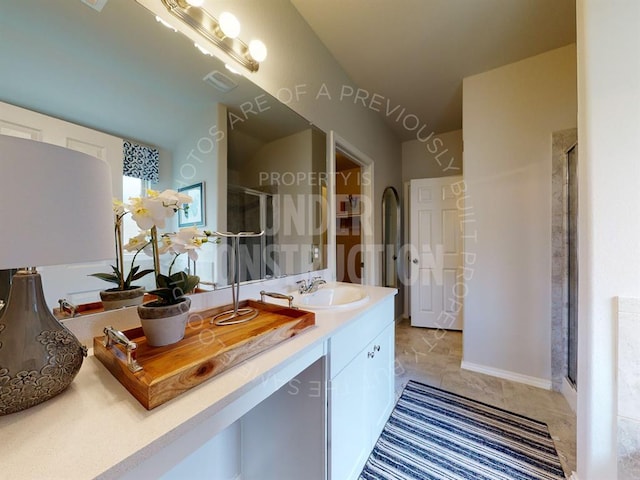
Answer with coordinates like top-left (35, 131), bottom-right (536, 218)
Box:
top-left (0, 281), bottom-right (396, 480)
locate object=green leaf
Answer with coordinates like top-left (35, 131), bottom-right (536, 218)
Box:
top-left (148, 271), bottom-right (199, 305)
top-left (185, 274), bottom-right (200, 293)
top-left (131, 269), bottom-right (154, 281)
top-left (89, 272), bottom-right (120, 285)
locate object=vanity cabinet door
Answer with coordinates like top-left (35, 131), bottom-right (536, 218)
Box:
top-left (328, 296), bottom-right (396, 480)
top-left (329, 348), bottom-right (369, 480)
top-left (366, 321), bottom-right (396, 442)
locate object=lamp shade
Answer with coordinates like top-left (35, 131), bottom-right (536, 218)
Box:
top-left (0, 135), bottom-right (114, 269)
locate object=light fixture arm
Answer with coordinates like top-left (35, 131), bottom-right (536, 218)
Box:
top-left (161, 0), bottom-right (260, 72)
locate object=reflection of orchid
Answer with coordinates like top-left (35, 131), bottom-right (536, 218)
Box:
top-left (128, 189), bottom-right (191, 230)
top-left (123, 231), bottom-right (149, 252)
top-left (169, 227), bottom-right (208, 261)
top-left (90, 199), bottom-right (154, 290)
top-left (149, 228), bottom-right (217, 305)
top-left (123, 189), bottom-right (218, 305)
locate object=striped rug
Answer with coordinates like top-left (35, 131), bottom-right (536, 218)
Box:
top-left (360, 381), bottom-right (566, 480)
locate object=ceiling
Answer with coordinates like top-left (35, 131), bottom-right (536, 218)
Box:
top-left (0, 1), bottom-right (576, 148)
top-left (291, 0), bottom-right (576, 140)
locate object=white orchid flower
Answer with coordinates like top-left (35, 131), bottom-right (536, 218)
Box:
top-left (156, 190), bottom-right (193, 220)
top-left (128, 196), bottom-right (169, 230)
top-left (141, 233), bottom-right (172, 258)
top-left (169, 227), bottom-right (206, 262)
top-left (123, 231), bottom-right (149, 252)
top-left (112, 198), bottom-right (125, 217)
top-left (159, 189), bottom-right (193, 206)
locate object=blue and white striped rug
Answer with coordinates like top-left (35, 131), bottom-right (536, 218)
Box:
top-left (360, 381), bottom-right (566, 480)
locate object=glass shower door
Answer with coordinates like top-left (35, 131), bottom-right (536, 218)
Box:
top-left (567, 144), bottom-right (578, 387)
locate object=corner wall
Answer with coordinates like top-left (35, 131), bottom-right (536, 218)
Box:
top-left (462, 44), bottom-right (577, 386)
top-left (577, 2), bottom-right (640, 477)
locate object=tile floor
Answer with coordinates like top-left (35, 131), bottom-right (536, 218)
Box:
top-left (394, 318), bottom-right (577, 478)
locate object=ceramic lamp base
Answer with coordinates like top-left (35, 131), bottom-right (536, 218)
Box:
top-left (0, 269), bottom-right (87, 416)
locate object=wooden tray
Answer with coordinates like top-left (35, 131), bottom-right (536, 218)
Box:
top-left (93, 300), bottom-right (315, 409)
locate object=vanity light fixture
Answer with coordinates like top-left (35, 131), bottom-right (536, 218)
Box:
top-left (158, 0), bottom-right (267, 72)
top-left (218, 12), bottom-right (241, 39)
top-left (248, 39), bottom-right (267, 62)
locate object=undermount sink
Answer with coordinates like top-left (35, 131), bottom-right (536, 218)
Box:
top-left (293, 284), bottom-right (369, 310)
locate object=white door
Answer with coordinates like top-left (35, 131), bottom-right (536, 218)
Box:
top-left (409, 177), bottom-right (463, 329)
top-left (0, 101), bottom-right (123, 308)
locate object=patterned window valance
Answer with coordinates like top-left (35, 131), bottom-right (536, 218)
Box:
top-left (123, 140), bottom-right (159, 183)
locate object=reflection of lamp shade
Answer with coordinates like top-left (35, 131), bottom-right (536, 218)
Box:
top-left (0, 135), bottom-right (114, 415)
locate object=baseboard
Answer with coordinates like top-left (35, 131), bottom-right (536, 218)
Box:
top-left (461, 360), bottom-right (552, 390)
top-left (561, 376), bottom-right (577, 413)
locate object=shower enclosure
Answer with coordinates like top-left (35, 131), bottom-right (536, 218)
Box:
top-left (567, 144), bottom-right (578, 387)
top-left (227, 186), bottom-right (276, 282)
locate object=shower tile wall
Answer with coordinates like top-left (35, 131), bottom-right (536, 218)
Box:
top-left (618, 297), bottom-right (640, 479)
top-left (551, 128), bottom-right (577, 390)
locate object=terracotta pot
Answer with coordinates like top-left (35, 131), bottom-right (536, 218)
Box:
top-left (137, 297), bottom-right (191, 347)
top-left (99, 286), bottom-right (145, 311)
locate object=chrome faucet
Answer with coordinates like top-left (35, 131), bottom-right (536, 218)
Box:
top-left (296, 276), bottom-right (327, 294)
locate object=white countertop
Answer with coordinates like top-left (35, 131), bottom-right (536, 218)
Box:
top-left (1, 281), bottom-right (396, 479)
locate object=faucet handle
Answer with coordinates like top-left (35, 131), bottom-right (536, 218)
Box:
top-left (296, 279), bottom-right (308, 294)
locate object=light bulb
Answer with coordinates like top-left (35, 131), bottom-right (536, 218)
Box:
top-left (248, 40), bottom-right (267, 62)
top-left (185, 0), bottom-right (205, 6)
top-left (219, 12), bottom-right (241, 39)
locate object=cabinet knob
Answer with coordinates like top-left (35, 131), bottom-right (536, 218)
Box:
top-left (367, 351), bottom-right (375, 359)
top-left (374, 345), bottom-right (381, 352)
top-left (412, 258), bottom-right (418, 264)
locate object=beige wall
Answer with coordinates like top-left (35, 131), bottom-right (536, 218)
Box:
top-left (462, 44), bottom-right (577, 385)
top-left (402, 129), bottom-right (463, 182)
top-left (241, 129), bottom-right (317, 274)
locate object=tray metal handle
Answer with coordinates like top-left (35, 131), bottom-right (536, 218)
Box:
top-left (260, 291), bottom-right (296, 309)
top-left (103, 326), bottom-right (143, 373)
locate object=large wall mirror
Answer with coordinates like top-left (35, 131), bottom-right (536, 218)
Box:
top-left (0, 0), bottom-right (327, 308)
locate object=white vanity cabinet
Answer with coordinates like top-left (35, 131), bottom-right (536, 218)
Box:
top-left (329, 296), bottom-right (396, 480)
top-left (1, 284), bottom-right (397, 480)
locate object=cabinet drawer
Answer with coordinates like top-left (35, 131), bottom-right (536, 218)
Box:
top-left (329, 297), bottom-right (394, 378)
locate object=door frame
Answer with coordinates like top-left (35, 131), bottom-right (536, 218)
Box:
top-left (328, 131), bottom-right (375, 286)
top-left (403, 180), bottom-right (411, 318)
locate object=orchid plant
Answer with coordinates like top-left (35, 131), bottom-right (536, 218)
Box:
top-left (128, 189), bottom-right (217, 306)
top-left (91, 189), bottom-right (217, 304)
top-left (89, 200), bottom-right (154, 291)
